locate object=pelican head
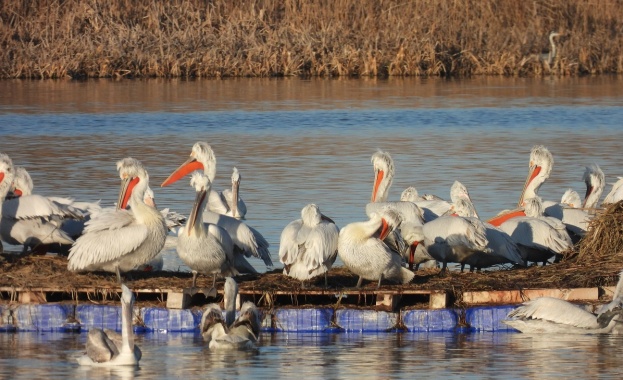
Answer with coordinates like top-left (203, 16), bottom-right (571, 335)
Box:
top-left (400, 186), bottom-right (419, 202)
top-left (582, 163), bottom-right (605, 209)
top-left (116, 157), bottom-right (149, 210)
top-left (10, 166), bottom-right (33, 197)
top-left (561, 188), bottom-right (581, 208)
top-left (450, 181), bottom-right (471, 202)
top-left (523, 196), bottom-right (545, 218)
top-left (371, 149), bottom-right (395, 202)
top-left (231, 167), bottom-right (241, 184)
top-left (161, 142), bottom-right (216, 187)
top-left (518, 145), bottom-right (553, 207)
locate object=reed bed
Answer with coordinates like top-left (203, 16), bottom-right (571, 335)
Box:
top-left (1, 0), bottom-right (622, 79)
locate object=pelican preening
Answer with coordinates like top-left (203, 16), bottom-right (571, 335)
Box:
top-left (77, 284), bottom-right (141, 366)
top-left (161, 142), bottom-right (272, 272)
top-left (177, 172), bottom-right (238, 294)
top-left (67, 158), bottom-right (168, 283)
top-left (200, 277), bottom-right (261, 351)
top-left (279, 203), bottom-right (339, 287)
top-left (338, 207), bottom-right (414, 288)
top-left (0, 154), bottom-right (82, 254)
top-left (503, 270), bottom-right (623, 334)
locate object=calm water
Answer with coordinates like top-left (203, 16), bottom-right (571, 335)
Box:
top-left (1, 77), bottom-right (623, 378)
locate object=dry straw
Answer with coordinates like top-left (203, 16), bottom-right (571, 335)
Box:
top-left (1, 0), bottom-right (622, 79)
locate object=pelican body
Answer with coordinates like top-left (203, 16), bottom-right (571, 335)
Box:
top-left (200, 277), bottom-right (261, 351)
top-left (68, 158), bottom-right (168, 282)
top-left (338, 207), bottom-right (414, 288)
top-left (177, 172), bottom-right (238, 290)
top-left (279, 204), bottom-right (339, 285)
top-left (77, 284), bottom-right (141, 366)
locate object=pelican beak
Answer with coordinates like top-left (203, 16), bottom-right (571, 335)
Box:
top-left (582, 185), bottom-right (594, 209)
top-left (117, 176), bottom-right (140, 210)
top-left (231, 178), bottom-right (239, 218)
top-left (518, 164), bottom-right (541, 207)
top-left (372, 169), bottom-right (384, 202)
top-left (408, 241), bottom-right (420, 268)
top-left (0, 173), bottom-right (4, 184)
top-left (379, 218), bottom-right (390, 240)
top-left (441, 205), bottom-right (456, 217)
top-left (187, 187), bottom-right (207, 236)
top-left (321, 214), bottom-right (336, 224)
top-left (486, 209), bottom-right (526, 227)
top-left (161, 157), bottom-right (204, 187)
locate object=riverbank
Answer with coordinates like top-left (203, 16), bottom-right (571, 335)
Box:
top-left (1, 0), bottom-right (622, 79)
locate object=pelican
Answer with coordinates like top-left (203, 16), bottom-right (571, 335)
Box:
top-left (210, 167), bottom-right (247, 219)
top-left (161, 142), bottom-right (272, 271)
top-left (279, 204), bottom-right (339, 287)
top-left (503, 270), bottom-right (623, 334)
top-left (399, 221), bottom-right (437, 270)
top-left (498, 196), bottom-right (573, 265)
top-left (581, 163), bottom-right (605, 209)
top-left (77, 284), bottom-right (141, 366)
top-left (200, 277), bottom-right (261, 351)
top-left (177, 172), bottom-right (238, 294)
top-left (8, 165), bottom-right (102, 255)
top-left (338, 207), bottom-right (414, 288)
top-left (603, 177), bottom-right (623, 205)
top-left (68, 158), bottom-right (168, 282)
top-left (0, 154), bottom-right (80, 254)
top-left (560, 188), bottom-right (582, 208)
top-left (370, 149), bottom-right (450, 222)
top-left (448, 197), bottom-right (525, 271)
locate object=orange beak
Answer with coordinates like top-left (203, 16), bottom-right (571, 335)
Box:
top-left (161, 157), bottom-right (204, 187)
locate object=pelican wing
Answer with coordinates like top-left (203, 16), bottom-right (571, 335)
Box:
top-left (85, 329), bottom-right (118, 363)
top-left (507, 297), bottom-right (600, 329)
top-left (278, 219), bottom-right (304, 267)
top-left (2, 194), bottom-right (83, 220)
top-left (301, 222), bottom-right (339, 270)
top-left (67, 209), bottom-right (149, 271)
top-left (366, 201), bottom-right (425, 225)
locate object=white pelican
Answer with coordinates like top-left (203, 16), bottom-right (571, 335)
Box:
top-left (338, 207), bottom-right (414, 288)
top-left (161, 142), bottom-right (272, 271)
top-left (200, 277), bottom-right (261, 351)
top-left (279, 204), bottom-right (339, 287)
top-left (210, 167), bottom-right (247, 219)
top-left (366, 150), bottom-right (450, 221)
top-left (503, 270), bottom-right (623, 334)
top-left (77, 284), bottom-right (141, 366)
top-left (448, 198), bottom-right (525, 271)
top-left (68, 158), bottom-right (168, 282)
top-left (399, 221), bottom-right (438, 270)
top-left (8, 165), bottom-right (102, 255)
top-left (581, 163), bottom-right (605, 209)
top-left (603, 177), bottom-right (623, 206)
top-left (560, 188), bottom-right (582, 208)
top-left (498, 197), bottom-right (573, 265)
top-left (0, 154), bottom-right (80, 254)
top-left (177, 172), bottom-right (239, 294)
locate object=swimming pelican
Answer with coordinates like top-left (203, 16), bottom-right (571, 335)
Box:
top-left (0, 154), bottom-right (80, 254)
top-left (210, 167), bottom-right (247, 219)
top-left (603, 177), bottom-right (623, 205)
top-left (68, 158), bottom-right (168, 282)
top-left (77, 284), bottom-right (142, 366)
top-left (498, 196), bottom-right (573, 265)
top-left (161, 142), bottom-right (272, 271)
top-left (503, 270), bottom-right (623, 334)
top-left (177, 172), bottom-right (238, 294)
top-left (279, 204), bottom-right (339, 287)
top-left (338, 207), bottom-right (414, 288)
top-left (200, 277), bottom-right (261, 351)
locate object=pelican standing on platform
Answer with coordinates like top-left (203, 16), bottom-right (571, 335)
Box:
top-left (279, 204), bottom-right (339, 287)
top-left (161, 142), bottom-right (272, 271)
top-left (338, 207), bottom-right (414, 288)
top-left (200, 277), bottom-right (261, 351)
top-left (503, 270), bottom-right (623, 334)
top-left (0, 154), bottom-right (80, 254)
top-left (77, 284), bottom-right (141, 366)
top-left (68, 158), bottom-right (168, 282)
top-left (177, 172), bottom-right (238, 294)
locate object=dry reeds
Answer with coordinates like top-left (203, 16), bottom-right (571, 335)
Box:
top-left (575, 201), bottom-right (623, 262)
top-left (1, 0), bottom-right (623, 79)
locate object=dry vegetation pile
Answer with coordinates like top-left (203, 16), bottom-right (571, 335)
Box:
top-left (1, 0), bottom-right (622, 79)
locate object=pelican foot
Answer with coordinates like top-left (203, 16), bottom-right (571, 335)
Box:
top-left (201, 287), bottom-right (218, 298)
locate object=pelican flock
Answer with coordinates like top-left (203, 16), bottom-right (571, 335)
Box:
top-left (2, 138), bottom-right (622, 355)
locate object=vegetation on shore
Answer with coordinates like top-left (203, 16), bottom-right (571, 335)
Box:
top-left (1, 0), bottom-right (622, 79)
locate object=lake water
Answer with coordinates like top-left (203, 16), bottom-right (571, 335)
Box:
top-left (1, 76), bottom-right (623, 378)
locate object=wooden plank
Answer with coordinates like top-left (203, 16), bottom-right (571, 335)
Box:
top-left (18, 291), bottom-right (46, 304)
top-left (461, 288), bottom-right (599, 305)
top-left (429, 291), bottom-right (447, 309)
top-left (166, 292), bottom-right (191, 309)
top-left (376, 293), bottom-right (400, 310)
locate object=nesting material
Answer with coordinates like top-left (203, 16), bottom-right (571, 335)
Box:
top-left (576, 200), bottom-right (623, 261)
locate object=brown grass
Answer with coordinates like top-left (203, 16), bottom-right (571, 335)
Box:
top-left (1, 0), bottom-right (622, 79)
